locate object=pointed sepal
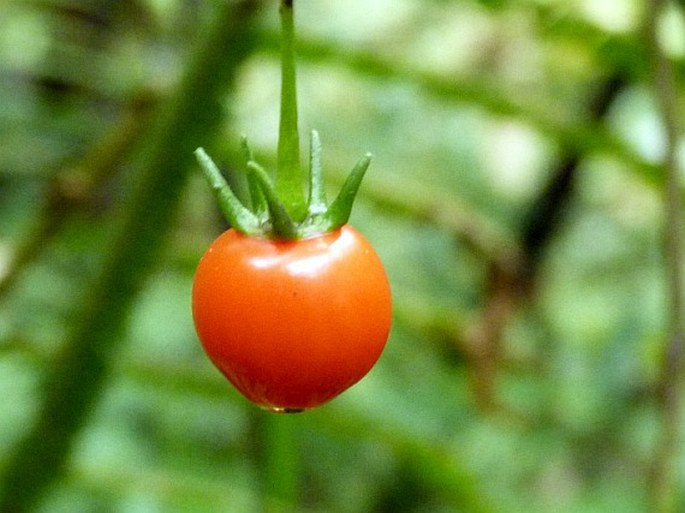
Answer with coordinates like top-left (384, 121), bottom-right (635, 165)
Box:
top-left (320, 153), bottom-right (372, 231)
top-left (194, 148), bottom-right (261, 235)
top-left (247, 161), bottom-right (298, 239)
top-left (241, 137), bottom-right (268, 217)
top-left (307, 129), bottom-right (327, 216)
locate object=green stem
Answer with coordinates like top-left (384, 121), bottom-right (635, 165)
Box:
top-left (647, 1), bottom-right (684, 511)
top-left (277, 0), bottom-right (306, 221)
top-left (260, 413), bottom-right (300, 512)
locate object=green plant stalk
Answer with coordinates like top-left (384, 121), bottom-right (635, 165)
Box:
top-left (277, 0), bottom-right (306, 220)
top-left (647, 0), bottom-right (684, 511)
top-left (260, 413), bottom-right (300, 513)
top-left (194, 0), bottom-right (373, 240)
top-left (0, 2), bottom-right (259, 511)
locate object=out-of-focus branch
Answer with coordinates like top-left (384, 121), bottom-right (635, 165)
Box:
top-left (260, 32), bottom-right (660, 184)
top-left (646, 1), bottom-right (684, 512)
top-left (0, 94), bottom-right (155, 301)
top-left (0, 2), bottom-right (259, 511)
top-left (518, 75), bottom-right (626, 287)
top-left (464, 74), bottom-right (626, 412)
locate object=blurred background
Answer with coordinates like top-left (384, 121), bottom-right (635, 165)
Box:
top-left (0, 0), bottom-right (683, 511)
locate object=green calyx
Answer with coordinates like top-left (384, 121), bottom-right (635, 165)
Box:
top-left (194, 0), bottom-right (372, 240)
top-left (194, 134), bottom-right (371, 239)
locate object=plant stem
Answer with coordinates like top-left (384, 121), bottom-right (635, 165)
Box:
top-left (647, 2), bottom-right (684, 512)
top-left (260, 413), bottom-right (300, 512)
top-left (277, 0), bottom-right (306, 221)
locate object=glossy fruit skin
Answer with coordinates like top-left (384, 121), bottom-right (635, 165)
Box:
top-left (192, 225), bottom-right (392, 411)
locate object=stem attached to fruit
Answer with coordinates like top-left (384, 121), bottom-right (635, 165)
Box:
top-left (194, 0), bottom-right (373, 240)
top-left (277, 0), bottom-right (306, 221)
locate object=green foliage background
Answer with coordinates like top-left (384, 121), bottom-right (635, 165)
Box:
top-left (0, 0), bottom-right (683, 511)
